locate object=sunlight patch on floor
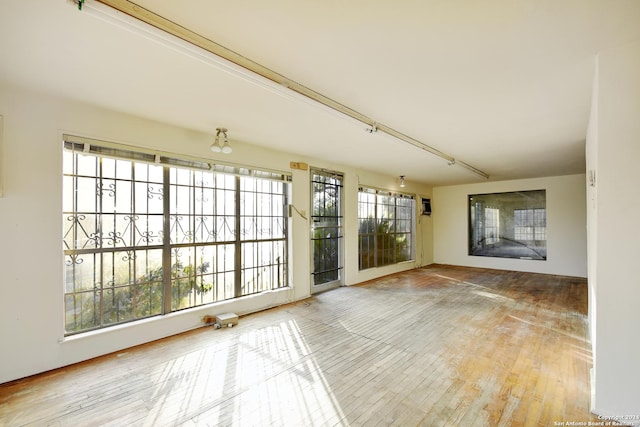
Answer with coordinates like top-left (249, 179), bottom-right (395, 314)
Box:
top-left (144, 319), bottom-right (347, 426)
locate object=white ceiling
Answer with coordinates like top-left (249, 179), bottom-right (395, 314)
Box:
top-left (2, 0), bottom-right (640, 185)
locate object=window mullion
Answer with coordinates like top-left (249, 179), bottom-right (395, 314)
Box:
top-left (283, 188), bottom-right (289, 287)
top-left (374, 193), bottom-right (379, 268)
top-left (393, 199), bottom-right (398, 264)
top-left (162, 167), bottom-right (172, 314)
top-left (98, 157), bottom-right (106, 328)
top-left (234, 176), bottom-right (242, 298)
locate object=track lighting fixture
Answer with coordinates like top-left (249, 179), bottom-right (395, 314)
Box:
top-left (399, 175), bottom-right (406, 187)
top-left (210, 128), bottom-right (232, 154)
top-left (78, 0), bottom-right (489, 180)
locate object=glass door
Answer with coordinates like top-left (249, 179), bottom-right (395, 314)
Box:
top-left (310, 169), bottom-right (343, 293)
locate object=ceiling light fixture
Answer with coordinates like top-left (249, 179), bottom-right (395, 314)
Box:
top-left (210, 127), bottom-right (232, 154)
top-left (82, 0), bottom-right (489, 180)
top-left (399, 175), bottom-right (406, 187)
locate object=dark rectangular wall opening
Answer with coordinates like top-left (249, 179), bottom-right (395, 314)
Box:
top-left (468, 190), bottom-right (547, 260)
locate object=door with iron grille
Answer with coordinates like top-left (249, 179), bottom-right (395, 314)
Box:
top-left (310, 169), bottom-right (343, 293)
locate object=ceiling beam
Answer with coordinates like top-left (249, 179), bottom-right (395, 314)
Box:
top-left (86, 0), bottom-right (489, 179)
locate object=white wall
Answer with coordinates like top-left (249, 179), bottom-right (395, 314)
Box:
top-left (586, 58), bottom-right (599, 356)
top-left (588, 39), bottom-right (640, 416)
top-left (0, 86), bottom-right (432, 384)
top-left (433, 174), bottom-right (587, 277)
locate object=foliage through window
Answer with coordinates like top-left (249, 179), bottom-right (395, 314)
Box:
top-left (63, 138), bottom-right (289, 335)
top-left (358, 187), bottom-right (415, 270)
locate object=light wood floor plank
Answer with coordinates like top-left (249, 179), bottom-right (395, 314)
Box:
top-left (1, 265), bottom-right (619, 426)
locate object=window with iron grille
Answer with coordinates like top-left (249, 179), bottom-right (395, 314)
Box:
top-left (63, 136), bottom-right (290, 335)
top-left (357, 187), bottom-right (415, 270)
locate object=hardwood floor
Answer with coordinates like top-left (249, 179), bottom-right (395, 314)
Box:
top-left (0, 265), bottom-right (613, 426)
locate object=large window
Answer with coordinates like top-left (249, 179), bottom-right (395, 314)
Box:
top-left (358, 187), bottom-right (415, 270)
top-left (469, 190), bottom-right (546, 260)
top-left (63, 137), bottom-right (289, 335)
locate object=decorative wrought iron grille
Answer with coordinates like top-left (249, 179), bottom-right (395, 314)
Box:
top-left (63, 138), bottom-right (289, 335)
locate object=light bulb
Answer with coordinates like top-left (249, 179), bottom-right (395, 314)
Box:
top-left (221, 136), bottom-right (232, 153)
top-left (210, 135), bottom-right (222, 152)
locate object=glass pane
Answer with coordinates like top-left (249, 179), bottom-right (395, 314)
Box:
top-left (114, 180), bottom-right (132, 213)
top-left (100, 179), bottom-right (116, 212)
top-left (216, 271), bottom-right (235, 301)
top-left (137, 182), bottom-right (163, 214)
top-left (76, 154), bottom-right (97, 177)
top-left (129, 282), bottom-right (163, 317)
top-left (76, 177), bottom-right (97, 212)
top-left (115, 159), bottom-right (132, 180)
top-left (101, 158), bottom-right (116, 178)
top-left (240, 217), bottom-right (255, 240)
top-left (134, 162), bottom-right (149, 181)
top-left (241, 177), bottom-right (256, 192)
top-left (112, 250), bottom-right (136, 287)
top-left (241, 192), bottom-right (255, 216)
top-left (103, 285), bottom-right (136, 325)
top-left (216, 189), bottom-right (235, 216)
top-left (65, 291), bottom-right (100, 333)
top-left (173, 168), bottom-right (192, 186)
top-left (216, 244), bottom-right (235, 272)
top-left (172, 185), bottom-right (192, 215)
top-left (241, 241), bottom-right (285, 295)
top-left (62, 176), bottom-right (74, 212)
top-left (469, 190), bottom-right (546, 260)
top-left (148, 164), bottom-right (164, 183)
top-left (196, 187), bottom-right (214, 215)
top-left (170, 214), bottom-right (192, 244)
top-left (113, 214), bottom-right (134, 247)
top-left (273, 217), bottom-right (285, 239)
top-left (194, 215), bottom-right (215, 243)
top-left (64, 253), bottom-right (98, 292)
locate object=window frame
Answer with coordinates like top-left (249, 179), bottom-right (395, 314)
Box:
top-left (357, 186), bottom-right (416, 270)
top-left (468, 189), bottom-right (547, 260)
top-left (62, 135), bottom-right (291, 335)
